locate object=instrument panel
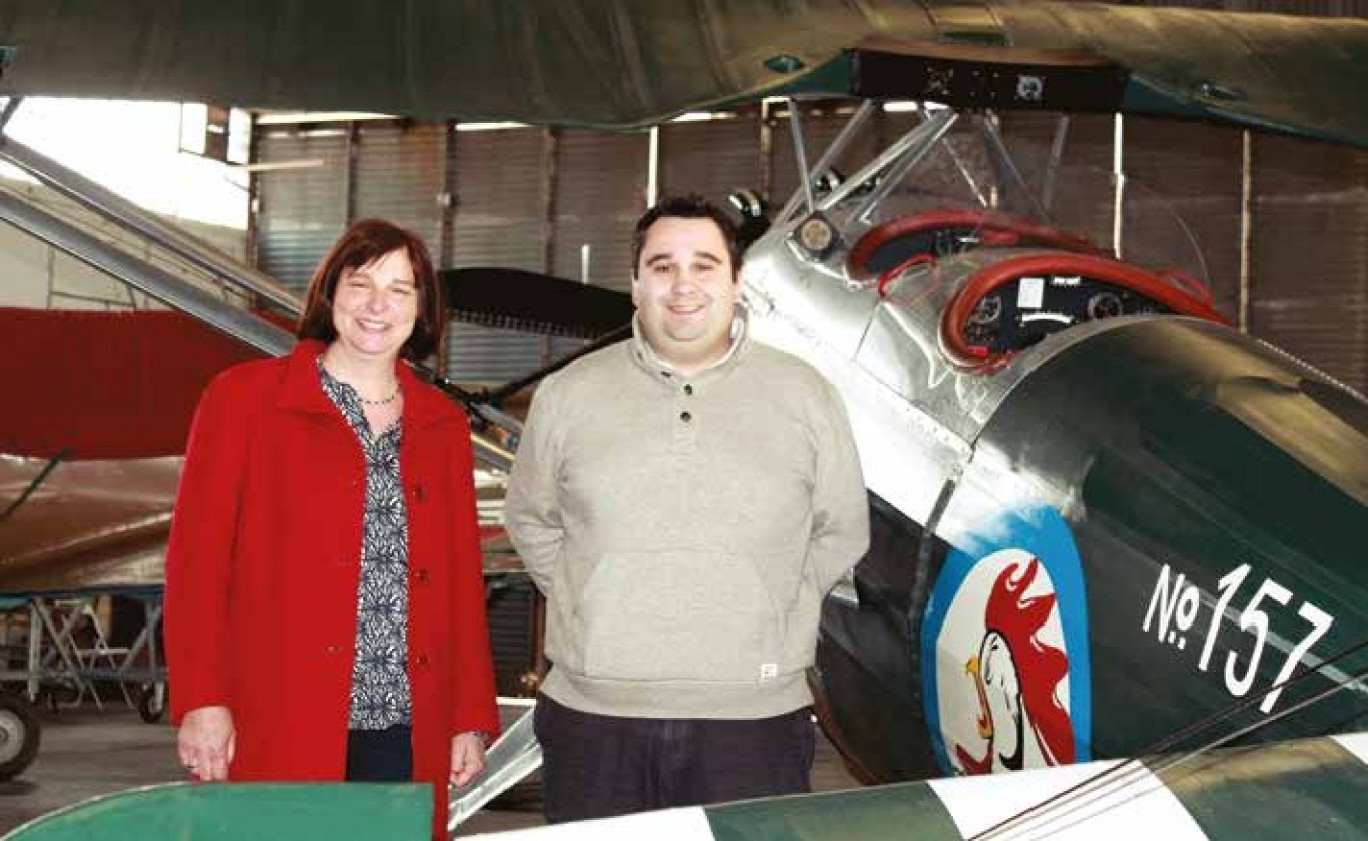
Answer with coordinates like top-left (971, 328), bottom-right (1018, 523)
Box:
top-left (961, 273), bottom-right (1173, 354)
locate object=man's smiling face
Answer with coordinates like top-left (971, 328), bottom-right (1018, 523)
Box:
top-left (631, 216), bottom-right (738, 374)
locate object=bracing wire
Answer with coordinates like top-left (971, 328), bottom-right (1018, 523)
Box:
top-left (967, 635), bottom-right (1368, 841)
top-left (0, 450), bottom-right (67, 523)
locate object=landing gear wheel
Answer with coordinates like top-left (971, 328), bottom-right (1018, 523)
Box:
top-left (40, 680), bottom-right (79, 712)
top-left (137, 683), bottom-right (166, 724)
top-left (0, 693), bottom-right (40, 781)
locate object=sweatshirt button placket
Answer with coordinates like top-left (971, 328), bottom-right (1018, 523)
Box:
top-left (673, 380), bottom-right (697, 451)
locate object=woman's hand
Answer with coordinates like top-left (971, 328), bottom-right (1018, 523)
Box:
top-left (177, 706), bottom-right (236, 781)
top-left (449, 731), bottom-right (487, 787)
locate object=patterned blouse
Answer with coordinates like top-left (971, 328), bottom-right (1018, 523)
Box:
top-left (317, 360), bottom-right (412, 730)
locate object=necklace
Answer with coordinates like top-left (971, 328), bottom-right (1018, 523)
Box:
top-left (358, 382), bottom-right (401, 406)
top-left (318, 355), bottom-right (400, 406)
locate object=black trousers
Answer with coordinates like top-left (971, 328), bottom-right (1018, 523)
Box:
top-left (345, 725), bottom-right (413, 782)
top-left (534, 694), bottom-right (815, 824)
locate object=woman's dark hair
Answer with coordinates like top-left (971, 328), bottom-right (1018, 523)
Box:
top-left (296, 218), bottom-right (443, 360)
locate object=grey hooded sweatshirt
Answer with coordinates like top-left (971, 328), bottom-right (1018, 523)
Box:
top-left (504, 315), bottom-right (870, 720)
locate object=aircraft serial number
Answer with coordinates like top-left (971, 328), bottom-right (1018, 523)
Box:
top-left (1142, 563), bottom-right (1334, 713)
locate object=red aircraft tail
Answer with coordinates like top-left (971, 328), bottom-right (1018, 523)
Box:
top-left (1, 306), bottom-right (271, 459)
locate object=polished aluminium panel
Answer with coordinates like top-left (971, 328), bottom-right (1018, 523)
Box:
top-left (0, 134), bottom-right (302, 315)
top-left (0, 186), bottom-right (294, 358)
top-left (447, 704), bottom-right (542, 831)
top-left (744, 211), bottom-right (1117, 528)
top-left (744, 231), bottom-right (967, 529)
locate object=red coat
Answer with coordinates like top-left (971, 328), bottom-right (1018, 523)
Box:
top-left (166, 339), bottom-right (499, 834)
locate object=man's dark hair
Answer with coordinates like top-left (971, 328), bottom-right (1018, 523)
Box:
top-left (631, 194), bottom-right (742, 279)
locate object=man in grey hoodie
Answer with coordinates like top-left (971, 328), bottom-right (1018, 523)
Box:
top-left (504, 194), bottom-right (870, 823)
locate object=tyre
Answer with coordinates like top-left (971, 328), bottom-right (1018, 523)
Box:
top-left (137, 683), bottom-right (166, 724)
top-left (0, 693), bottom-right (40, 781)
top-left (39, 680), bottom-right (80, 713)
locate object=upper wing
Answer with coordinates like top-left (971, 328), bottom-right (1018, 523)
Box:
top-left (0, 2), bottom-right (1365, 144)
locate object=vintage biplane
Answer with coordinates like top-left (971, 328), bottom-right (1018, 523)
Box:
top-left (0, 2), bottom-right (1366, 839)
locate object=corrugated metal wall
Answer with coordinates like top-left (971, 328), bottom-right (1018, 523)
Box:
top-left (450, 128), bottom-right (550, 272)
top-left (659, 115), bottom-right (761, 211)
top-left (545, 127), bottom-right (650, 361)
top-left (253, 95), bottom-right (1368, 394)
top-left (353, 123), bottom-right (448, 257)
top-left (551, 128), bottom-right (649, 293)
top-left (254, 128), bottom-right (348, 292)
top-left (1124, 117), bottom-right (1243, 320)
top-left (446, 127), bottom-right (551, 383)
top-left (1250, 134), bottom-right (1368, 390)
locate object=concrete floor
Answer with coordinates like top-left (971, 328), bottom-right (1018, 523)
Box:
top-left (0, 707), bottom-right (182, 834)
top-left (0, 705), bottom-right (861, 837)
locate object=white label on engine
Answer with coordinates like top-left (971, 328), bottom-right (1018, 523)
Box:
top-left (1018, 277), bottom-right (1045, 309)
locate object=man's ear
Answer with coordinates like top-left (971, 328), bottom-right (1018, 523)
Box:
top-left (630, 274), bottom-right (641, 307)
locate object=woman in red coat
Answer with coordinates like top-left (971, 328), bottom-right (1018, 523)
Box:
top-left (166, 219), bottom-right (499, 836)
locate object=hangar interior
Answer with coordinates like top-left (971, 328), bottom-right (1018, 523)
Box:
top-left (0, 0), bottom-right (1367, 835)
top-left (2, 90), bottom-right (1365, 742)
top-left (1, 37), bottom-right (1367, 748)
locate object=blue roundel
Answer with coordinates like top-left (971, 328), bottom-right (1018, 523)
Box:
top-left (921, 504), bottom-right (1091, 774)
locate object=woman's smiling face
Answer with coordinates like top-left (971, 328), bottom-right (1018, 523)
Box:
top-left (330, 247), bottom-right (419, 363)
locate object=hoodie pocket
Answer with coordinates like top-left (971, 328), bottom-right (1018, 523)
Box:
top-left (578, 551), bottom-right (784, 684)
